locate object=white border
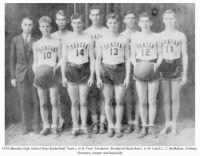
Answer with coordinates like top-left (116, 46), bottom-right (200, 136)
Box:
top-left (0, 0), bottom-right (199, 156)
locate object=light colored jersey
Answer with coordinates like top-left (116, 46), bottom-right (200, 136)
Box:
top-left (51, 30), bottom-right (72, 42)
top-left (62, 33), bottom-right (92, 65)
top-left (84, 26), bottom-right (109, 48)
top-left (160, 30), bottom-right (186, 60)
top-left (33, 37), bottom-right (60, 67)
top-left (99, 34), bottom-right (127, 65)
top-left (120, 30), bottom-right (139, 43)
top-left (131, 32), bottom-right (160, 61)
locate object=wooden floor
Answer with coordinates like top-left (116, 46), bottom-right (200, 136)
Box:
top-left (5, 119), bottom-right (195, 146)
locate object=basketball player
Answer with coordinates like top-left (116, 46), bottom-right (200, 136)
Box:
top-left (84, 5), bottom-right (109, 134)
top-left (51, 10), bottom-right (72, 132)
top-left (96, 13), bottom-right (131, 138)
top-left (160, 10), bottom-right (188, 135)
top-left (130, 12), bottom-right (162, 138)
top-left (61, 13), bottom-right (95, 136)
top-left (120, 11), bottom-right (140, 134)
top-left (33, 16), bottom-right (61, 135)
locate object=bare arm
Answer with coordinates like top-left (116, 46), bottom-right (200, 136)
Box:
top-left (61, 41), bottom-right (68, 80)
top-left (124, 39), bottom-right (131, 84)
top-left (130, 37), bottom-right (137, 66)
top-left (89, 40), bottom-right (95, 80)
top-left (155, 37), bottom-right (163, 71)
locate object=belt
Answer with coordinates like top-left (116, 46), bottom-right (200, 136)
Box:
top-left (103, 63), bottom-right (125, 69)
top-left (67, 62), bottom-right (89, 68)
top-left (136, 58), bottom-right (157, 63)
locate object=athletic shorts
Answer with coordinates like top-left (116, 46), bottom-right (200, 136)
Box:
top-left (159, 59), bottom-right (182, 80)
top-left (133, 59), bottom-right (161, 82)
top-left (65, 62), bottom-right (90, 84)
top-left (101, 63), bottom-right (126, 86)
top-left (34, 66), bottom-right (60, 89)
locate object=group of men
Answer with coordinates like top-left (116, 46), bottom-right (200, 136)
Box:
top-left (10, 5), bottom-right (188, 139)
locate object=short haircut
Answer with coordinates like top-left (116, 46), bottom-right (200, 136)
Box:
top-left (124, 10), bottom-right (136, 17)
top-left (56, 10), bottom-right (66, 17)
top-left (89, 5), bottom-right (102, 14)
top-left (39, 16), bottom-right (52, 25)
top-left (106, 13), bottom-right (121, 22)
top-left (70, 13), bottom-right (84, 22)
top-left (139, 12), bottom-right (151, 20)
top-left (21, 17), bottom-right (33, 23)
top-left (163, 9), bottom-right (176, 17)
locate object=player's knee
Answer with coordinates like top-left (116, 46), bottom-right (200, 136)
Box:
top-left (40, 102), bottom-right (47, 108)
top-left (71, 99), bottom-right (79, 108)
top-left (104, 97), bottom-right (113, 105)
top-left (80, 99), bottom-right (88, 107)
top-left (138, 98), bottom-right (147, 107)
top-left (148, 97), bottom-right (156, 106)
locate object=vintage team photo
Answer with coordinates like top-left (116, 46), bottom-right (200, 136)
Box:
top-left (5, 3), bottom-right (195, 146)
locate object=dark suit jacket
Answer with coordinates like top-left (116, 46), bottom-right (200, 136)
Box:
top-left (10, 34), bottom-right (36, 82)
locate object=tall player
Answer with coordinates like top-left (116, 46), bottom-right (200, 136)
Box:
top-left (84, 5), bottom-right (109, 134)
top-left (33, 16), bottom-right (61, 135)
top-left (160, 10), bottom-right (188, 135)
top-left (51, 10), bottom-right (72, 132)
top-left (96, 13), bottom-right (131, 138)
top-left (130, 13), bottom-right (162, 138)
top-left (120, 11), bottom-right (140, 134)
top-left (61, 14), bottom-right (95, 136)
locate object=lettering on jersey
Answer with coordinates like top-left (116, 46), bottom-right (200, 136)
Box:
top-left (36, 45), bottom-right (58, 59)
top-left (91, 34), bottom-right (103, 41)
top-left (103, 41), bottom-right (125, 56)
top-left (162, 39), bottom-right (181, 53)
top-left (67, 42), bottom-right (89, 50)
top-left (135, 42), bottom-right (157, 57)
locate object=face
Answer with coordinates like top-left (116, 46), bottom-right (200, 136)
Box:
top-left (163, 13), bottom-right (176, 29)
top-left (21, 18), bottom-right (33, 34)
top-left (106, 18), bottom-right (119, 33)
top-left (138, 16), bottom-right (152, 31)
top-left (39, 22), bottom-right (51, 36)
top-left (89, 9), bottom-right (101, 25)
top-left (123, 13), bottom-right (136, 28)
top-left (71, 18), bottom-right (83, 32)
top-left (56, 14), bottom-right (67, 30)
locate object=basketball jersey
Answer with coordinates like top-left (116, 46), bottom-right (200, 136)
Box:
top-left (33, 38), bottom-right (60, 67)
top-left (99, 34), bottom-right (127, 65)
top-left (160, 30), bottom-right (186, 60)
top-left (62, 33), bottom-right (91, 65)
top-left (131, 32), bottom-right (160, 61)
top-left (120, 30), bottom-right (139, 43)
top-left (84, 26), bottom-right (109, 49)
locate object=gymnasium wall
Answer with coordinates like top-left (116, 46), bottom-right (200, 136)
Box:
top-left (5, 3), bottom-right (195, 126)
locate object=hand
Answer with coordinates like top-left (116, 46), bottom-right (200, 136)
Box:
top-left (88, 76), bottom-right (94, 87)
top-left (97, 78), bottom-right (103, 89)
top-left (180, 75), bottom-right (187, 87)
top-left (62, 77), bottom-right (68, 87)
top-left (123, 77), bottom-right (130, 89)
top-left (11, 79), bottom-right (16, 87)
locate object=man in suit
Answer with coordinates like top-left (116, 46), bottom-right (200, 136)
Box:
top-left (10, 17), bottom-right (40, 135)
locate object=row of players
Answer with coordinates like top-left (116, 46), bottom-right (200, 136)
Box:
top-left (10, 6), bottom-right (188, 138)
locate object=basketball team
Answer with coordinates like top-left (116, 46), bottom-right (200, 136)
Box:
top-left (10, 5), bottom-right (188, 139)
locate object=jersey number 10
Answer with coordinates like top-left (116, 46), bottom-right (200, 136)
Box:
top-left (43, 51), bottom-right (52, 59)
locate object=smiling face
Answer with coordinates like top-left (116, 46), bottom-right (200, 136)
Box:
top-left (21, 18), bottom-right (33, 34)
top-left (89, 9), bottom-right (101, 25)
top-left (71, 18), bottom-right (83, 33)
top-left (106, 18), bottom-right (119, 33)
top-left (138, 16), bottom-right (152, 31)
top-left (163, 12), bottom-right (176, 29)
top-left (39, 22), bottom-right (51, 37)
top-left (123, 13), bottom-right (137, 28)
top-left (56, 14), bottom-right (67, 30)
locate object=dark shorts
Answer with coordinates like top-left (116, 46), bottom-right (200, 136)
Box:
top-left (159, 59), bottom-right (182, 80)
top-left (101, 63), bottom-right (126, 86)
top-left (65, 62), bottom-right (90, 84)
top-left (34, 66), bottom-right (60, 89)
top-left (133, 59), bottom-right (161, 82)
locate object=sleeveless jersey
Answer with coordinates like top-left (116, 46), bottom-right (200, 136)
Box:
top-left (99, 34), bottom-right (127, 65)
top-left (160, 30), bottom-right (186, 60)
top-left (63, 33), bottom-right (91, 65)
top-left (131, 32), bottom-right (160, 61)
top-left (33, 38), bottom-right (60, 67)
top-left (84, 26), bottom-right (108, 48)
top-left (120, 30), bottom-right (139, 43)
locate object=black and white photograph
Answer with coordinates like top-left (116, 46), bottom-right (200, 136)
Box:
top-left (2, 0), bottom-right (197, 153)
